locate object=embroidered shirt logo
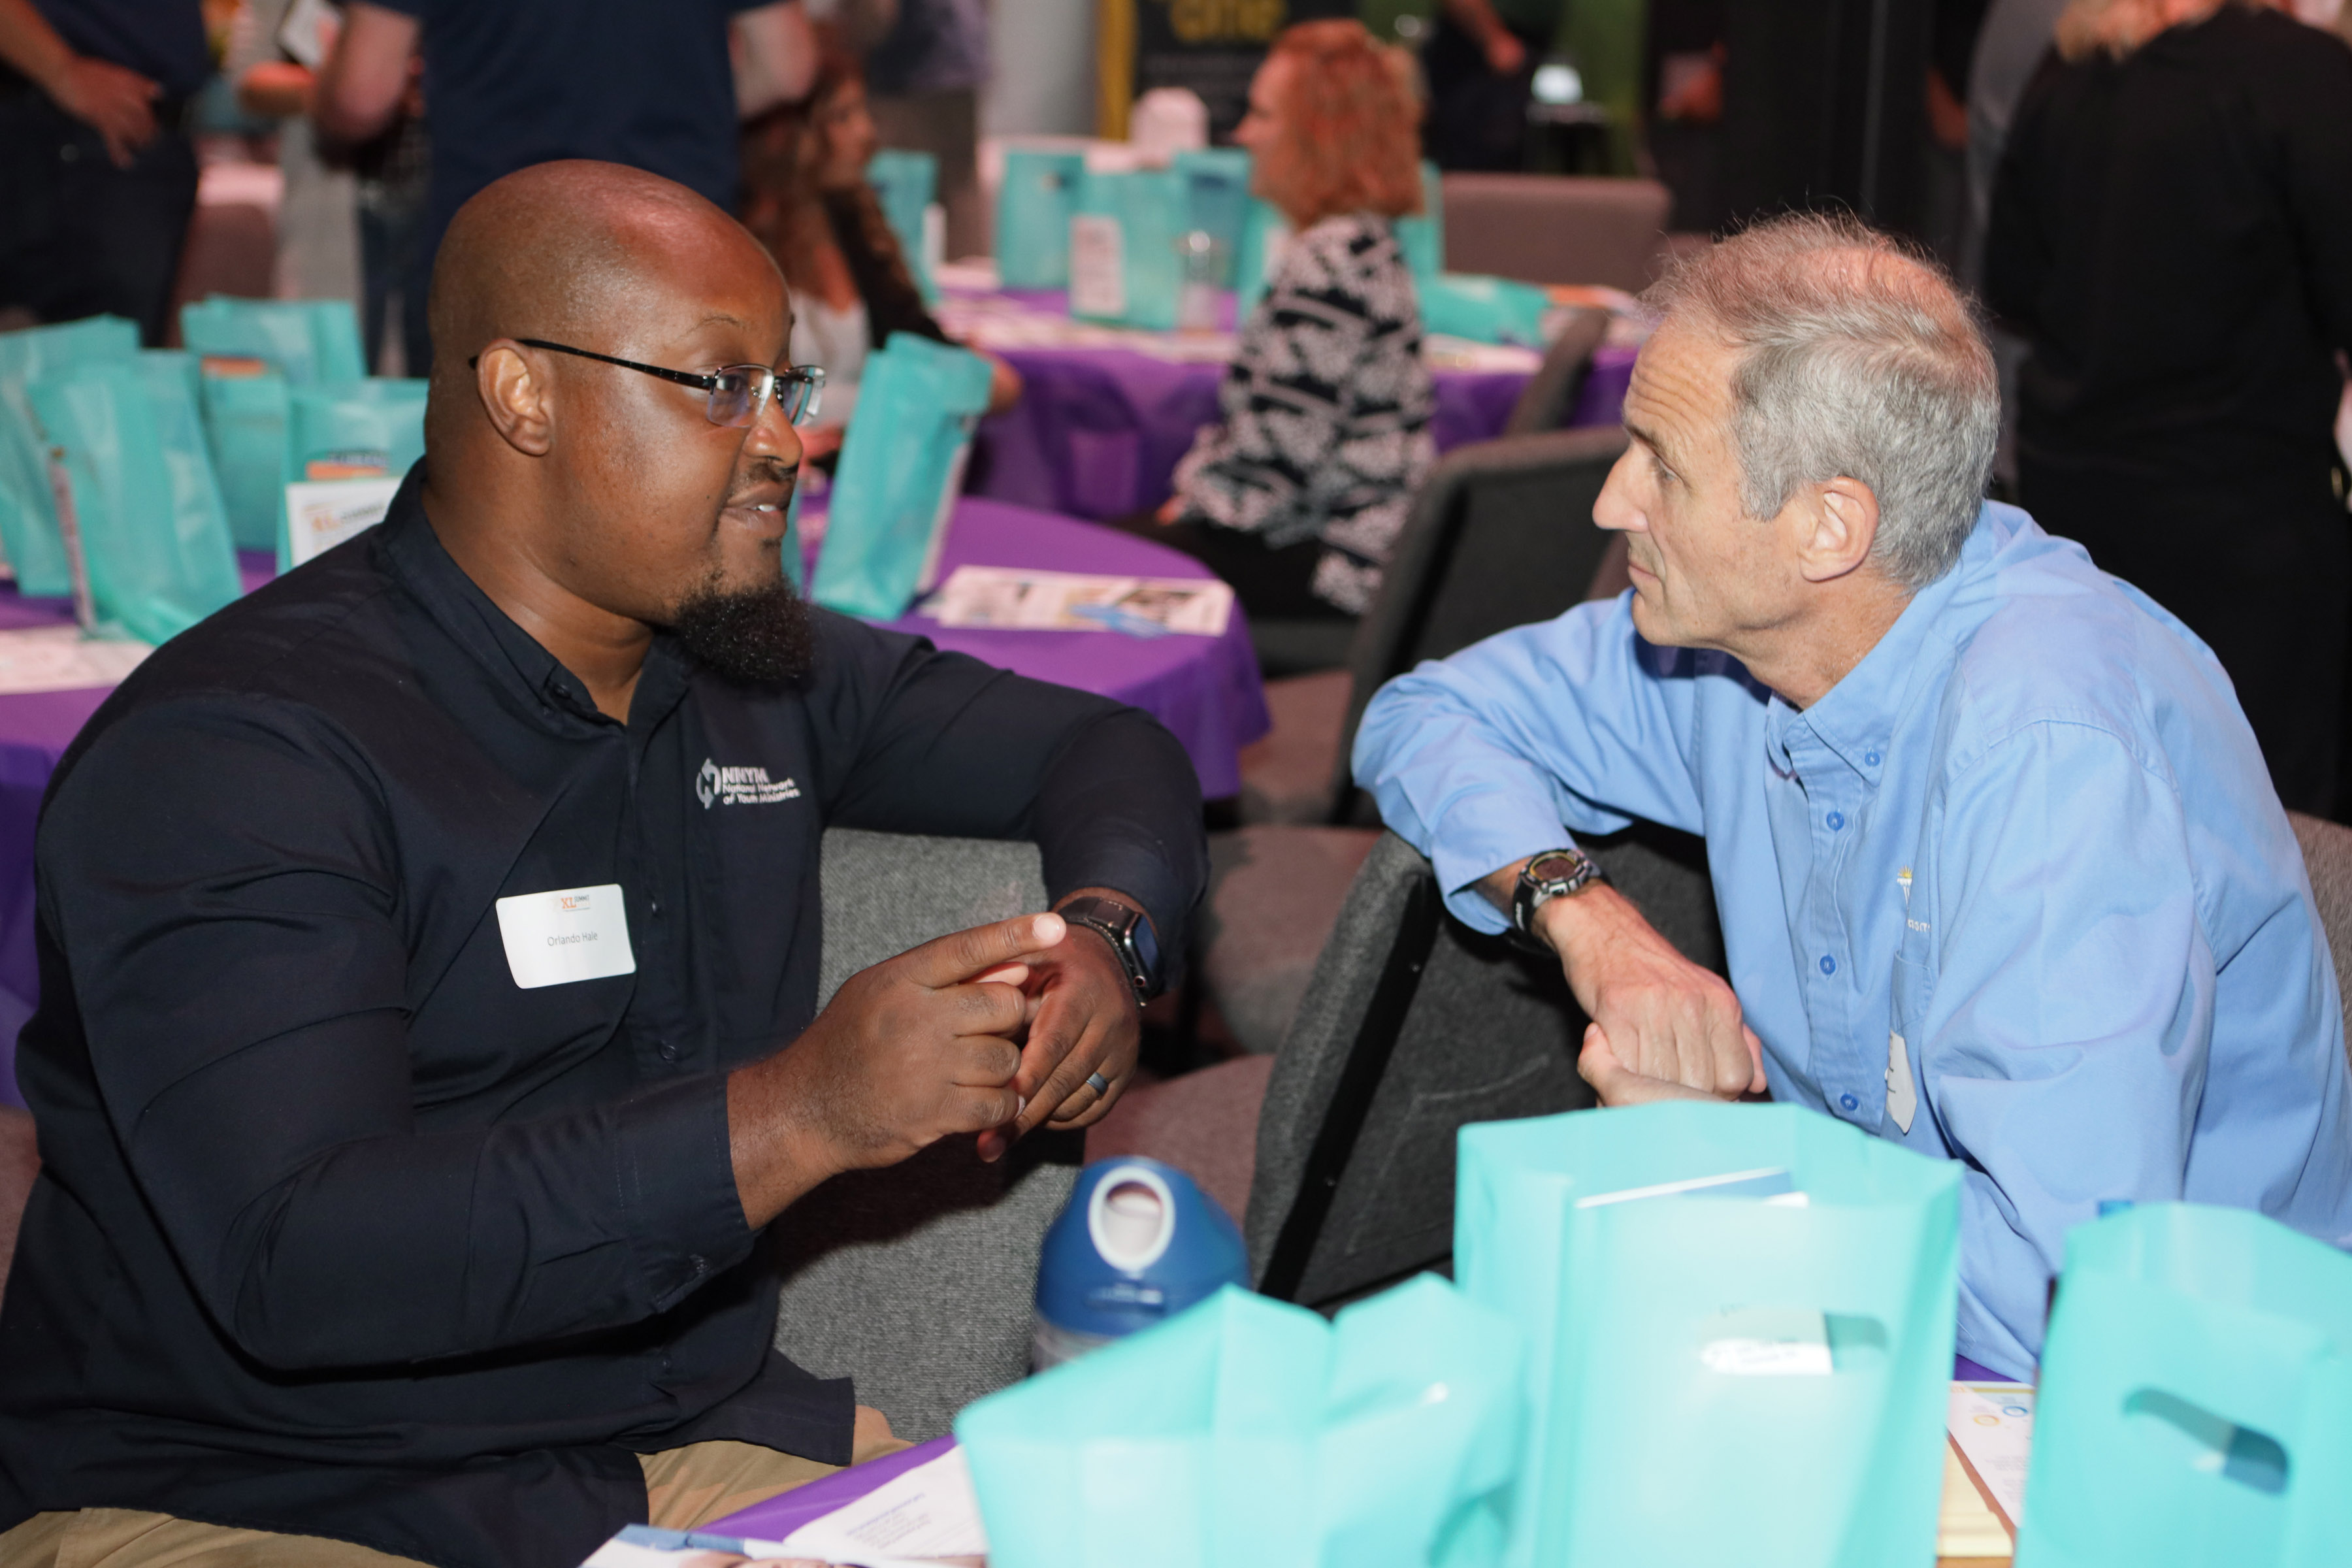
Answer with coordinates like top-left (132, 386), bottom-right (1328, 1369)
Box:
top-left (695, 758), bottom-right (801, 808)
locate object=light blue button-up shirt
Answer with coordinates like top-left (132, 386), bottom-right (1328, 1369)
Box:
top-left (1355, 503), bottom-right (2352, 1377)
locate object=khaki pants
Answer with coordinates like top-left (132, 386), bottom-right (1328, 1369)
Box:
top-left (0, 1409), bottom-right (906, 1567)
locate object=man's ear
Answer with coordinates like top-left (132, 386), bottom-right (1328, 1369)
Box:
top-left (474, 342), bottom-right (555, 457)
top-left (1793, 475), bottom-right (1880, 584)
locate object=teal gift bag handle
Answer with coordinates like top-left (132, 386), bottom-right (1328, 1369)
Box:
top-left (2016, 1205), bottom-right (2352, 1568)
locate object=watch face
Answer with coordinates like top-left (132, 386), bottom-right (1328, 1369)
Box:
top-left (1529, 853), bottom-right (1581, 885)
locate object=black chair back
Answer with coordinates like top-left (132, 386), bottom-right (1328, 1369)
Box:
top-left (1247, 825), bottom-right (1722, 1309)
top-left (1326, 425), bottom-right (1630, 821)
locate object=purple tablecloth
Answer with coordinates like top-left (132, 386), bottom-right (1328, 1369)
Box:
top-left (0, 506), bottom-right (1266, 1107)
top-left (962, 287), bottom-right (1635, 521)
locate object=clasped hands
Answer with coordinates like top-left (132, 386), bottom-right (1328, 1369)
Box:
top-left (728, 898), bottom-right (1139, 1228)
top-left (1499, 868), bottom-right (1766, 1105)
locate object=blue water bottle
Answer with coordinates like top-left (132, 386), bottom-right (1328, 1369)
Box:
top-left (1032, 1156), bottom-right (1249, 1369)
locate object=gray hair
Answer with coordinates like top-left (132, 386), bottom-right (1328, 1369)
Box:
top-left (1643, 212), bottom-right (1998, 591)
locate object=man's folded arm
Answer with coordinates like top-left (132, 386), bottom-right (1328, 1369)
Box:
top-left (1350, 595), bottom-right (1711, 930)
top-left (42, 702), bottom-right (751, 1371)
top-left (1917, 721), bottom-right (2223, 1375)
top-left (808, 613), bottom-right (1208, 958)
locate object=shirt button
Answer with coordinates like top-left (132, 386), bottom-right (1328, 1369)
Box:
top-left (1826, 811), bottom-right (1845, 830)
top-left (649, 899), bottom-right (662, 918)
top-left (1864, 751), bottom-right (1881, 767)
top-left (1820, 955), bottom-right (1837, 975)
top-left (1839, 1092), bottom-right (1859, 1112)
top-left (656, 1038), bottom-right (679, 1061)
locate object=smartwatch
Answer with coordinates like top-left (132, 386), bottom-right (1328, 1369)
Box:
top-left (1510, 846), bottom-right (1607, 949)
top-left (1057, 894), bottom-right (1160, 1001)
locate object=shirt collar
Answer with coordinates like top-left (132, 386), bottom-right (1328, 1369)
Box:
top-left (1764, 503), bottom-right (2003, 783)
top-left (378, 464), bottom-right (695, 735)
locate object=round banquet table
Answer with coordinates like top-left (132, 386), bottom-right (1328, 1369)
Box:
top-left (0, 498), bottom-right (1268, 1107)
top-left (940, 284), bottom-right (1637, 521)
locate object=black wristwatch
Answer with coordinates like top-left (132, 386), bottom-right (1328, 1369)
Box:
top-left (1057, 894), bottom-right (1160, 1001)
top-left (1510, 846), bottom-right (1607, 950)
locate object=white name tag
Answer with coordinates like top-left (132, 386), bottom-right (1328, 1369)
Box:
top-left (495, 883), bottom-right (636, 990)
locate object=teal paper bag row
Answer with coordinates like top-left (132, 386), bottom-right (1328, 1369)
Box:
top-left (867, 148), bottom-right (938, 299)
top-left (1069, 167), bottom-right (1186, 332)
top-left (997, 147), bottom-right (1087, 289)
top-left (278, 379), bottom-right (427, 570)
top-left (1174, 148), bottom-right (1252, 289)
top-left (0, 315), bottom-right (141, 597)
top-left (2015, 1205), bottom-right (2352, 1568)
top-left (1456, 1102), bottom-right (1961, 1568)
top-left (29, 353), bottom-right (242, 644)
top-left (183, 297), bottom-right (368, 550)
top-left (1420, 274), bottom-right (1550, 348)
top-left (957, 1276), bottom-right (1523, 1568)
top-left (811, 333), bottom-right (992, 619)
top-left (179, 296), bottom-right (366, 385)
top-left (201, 373), bottom-right (292, 551)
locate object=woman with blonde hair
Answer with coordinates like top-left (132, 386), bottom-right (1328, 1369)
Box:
top-left (1141, 19), bottom-right (1437, 623)
top-left (1985, 0), bottom-right (2352, 812)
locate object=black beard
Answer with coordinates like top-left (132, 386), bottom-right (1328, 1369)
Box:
top-left (667, 569), bottom-right (819, 688)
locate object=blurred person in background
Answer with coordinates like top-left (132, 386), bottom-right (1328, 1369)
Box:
top-left (737, 34), bottom-right (1017, 463)
top-left (1985, 0), bottom-right (2352, 814)
top-left (1135, 19), bottom-right (1435, 625)
top-left (0, 0), bottom-right (207, 344)
top-left (1424, 0), bottom-right (1556, 170)
top-left (312, 0), bottom-right (815, 374)
top-left (821, 0), bottom-right (987, 260)
top-left (229, 0), bottom-right (429, 373)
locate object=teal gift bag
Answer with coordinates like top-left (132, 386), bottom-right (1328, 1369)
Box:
top-left (811, 333), bottom-right (992, 619)
top-left (1175, 148), bottom-right (1252, 288)
top-left (1069, 167), bottom-right (1185, 331)
top-left (178, 296), bottom-right (366, 385)
top-left (29, 355), bottom-right (242, 644)
top-left (1420, 274), bottom-right (1550, 348)
top-left (1235, 197), bottom-right (1291, 323)
top-left (867, 149), bottom-right (938, 298)
top-left (1456, 1102), bottom-right (1961, 1568)
top-left (998, 148), bottom-right (1086, 289)
top-left (957, 1275), bottom-right (1524, 1568)
top-left (278, 379), bottom-right (427, 570)
top-left (0, 315), bottom-right (141, 596)
top-left (200, 372), bottom-right (291, 552)
top-left (1393, 160), bottom-right (1445, 282)
top-left (2013, 1205), bottom-right (2352, 1568)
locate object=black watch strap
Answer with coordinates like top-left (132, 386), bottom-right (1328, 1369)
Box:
top-left (1510, 846), bottom-right (1606, 949)
top-left (1057, 894), bottom-right (1158, 1000)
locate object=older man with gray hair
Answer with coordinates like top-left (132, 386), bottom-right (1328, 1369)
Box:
top-left (1354, 212), bottom-right (2352, 1379)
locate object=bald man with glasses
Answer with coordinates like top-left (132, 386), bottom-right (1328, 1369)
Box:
top-left (0, 161), bottom-right (1207, 1568)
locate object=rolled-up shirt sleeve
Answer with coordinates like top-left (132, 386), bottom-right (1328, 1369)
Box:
top-left (1352, 595), bottom-right (1715, 930)
top-left (41, 698), bottom-right (753, 1373)
top-left (1914, 721), bottom-right (2222, 1374)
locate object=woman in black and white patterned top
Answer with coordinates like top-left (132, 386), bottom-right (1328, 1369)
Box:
top-left (1138, 20), bottom-right (1436, 619)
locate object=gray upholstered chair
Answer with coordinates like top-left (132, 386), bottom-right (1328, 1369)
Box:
top-left (1440, 173), bottom-right (1674, 291)
top-left (769, 827), bottom-right (1077, 1442)
top-left (1235, 425), bottom-right (1630, 831)
top-left (1212, 427), bottom-right (1630, 1055)
top-left (1501, 306), bottom-right (1609, 436)
top-left (1247, 826), bottom-right (1723, 1307)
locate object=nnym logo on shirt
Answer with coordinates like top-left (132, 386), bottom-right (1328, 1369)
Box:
top-left (695, 759), bottom-right (802, 809)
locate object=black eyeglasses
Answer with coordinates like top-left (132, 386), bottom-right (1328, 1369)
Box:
top-left (469, 338), bottom-right (825, 427)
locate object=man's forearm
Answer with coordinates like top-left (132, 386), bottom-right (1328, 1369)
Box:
top-left (0, 0), bottom-right (76, 93)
